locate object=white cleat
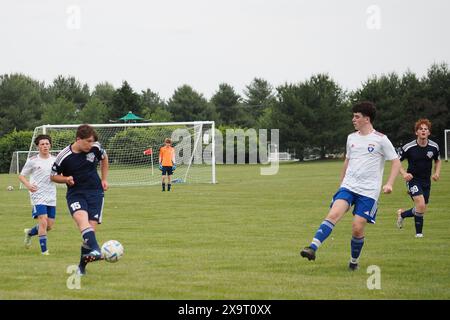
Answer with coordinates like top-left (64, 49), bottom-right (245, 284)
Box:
top-left (24, 229), bottom-right (32, 249)
top-left (396, 209), bottom-right (404, 229)
top-left (41, 250), bottom-right (50, 256)
top-left (415, 233), bottom-right (424, 238)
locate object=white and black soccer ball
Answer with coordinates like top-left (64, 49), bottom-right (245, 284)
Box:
top-left (101, 240), bottom-right (124, 263)
top-left (7, 185), bottom-right (14, 191)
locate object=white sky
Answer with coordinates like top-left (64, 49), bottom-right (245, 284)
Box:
top-left (1, 0), bottom-right (449, 100)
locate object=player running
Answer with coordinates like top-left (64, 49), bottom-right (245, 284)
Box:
top-left (20, 135), bottom-right (57, 255)
top-left (51, 124), bottom-right (109, 276)
top-left (396, 119), bottom-right (441, 238)
top-left (159, 138), bottom-right (176, 191)
top-left (300, 101), bottom-right (401, 270)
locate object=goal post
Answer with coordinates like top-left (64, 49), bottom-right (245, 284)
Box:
top-left (27, 121), bottom-right (216, 186)
top-left (445, 129), bottom-right (450, 162)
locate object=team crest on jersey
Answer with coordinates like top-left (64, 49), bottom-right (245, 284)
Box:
top-left (368, 144), bottom-right (375, 153)
top-left (427, 151), bottom-right (434, 159)
top-left (86, 152), bottom-right (95, 162)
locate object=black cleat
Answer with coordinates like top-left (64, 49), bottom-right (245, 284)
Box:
top-left (77, 266), bottom-right (86, 276)
top-left (348, 262), bottom-right (359, 271)
top-left (82, 250), bottom-right (102, 264)
top-left (300, 246), bottom-right (316, 261)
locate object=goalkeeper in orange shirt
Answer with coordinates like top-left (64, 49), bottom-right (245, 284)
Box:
top-left (159, 138), bottom-right (176, 191)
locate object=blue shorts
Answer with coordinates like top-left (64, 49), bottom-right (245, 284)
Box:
top-left (406, 178), bottom-right (431, 204)
top-left (66, 191), bottom-right (104, 224)
top-left (32, 205), bottom-right (56, 219)
top-left (331, 188), bottom-right (378, 224)
top-left (162, 166), bottom-right (173, 176)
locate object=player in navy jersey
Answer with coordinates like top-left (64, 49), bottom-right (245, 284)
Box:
top-left (51, 124), bottom-right (109, 275)
top-left (396, 119), bottom-right (441, 238)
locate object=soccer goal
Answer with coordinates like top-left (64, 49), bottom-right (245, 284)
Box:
top-left (445, 129), bottom-right (450, 162)
top-left (10, 150), bottom-right (65, 190)
top-left (10, 150), bottom-right (61, 175)
top-left (26, 121), bottom-right (216, 186)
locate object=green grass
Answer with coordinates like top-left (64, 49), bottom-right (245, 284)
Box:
top-left (0, 161), bottom-right (449, 299)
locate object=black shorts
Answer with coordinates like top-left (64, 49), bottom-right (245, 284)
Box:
top-left (66, 191), bottom-right (104, 223)
top-left (162, 166), bottom-right (173, 176)
top-left (406, 178), bottom-right (431, 204)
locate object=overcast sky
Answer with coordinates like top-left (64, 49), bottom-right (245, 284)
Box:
top-left (1, 0), bottom-right (449, 100)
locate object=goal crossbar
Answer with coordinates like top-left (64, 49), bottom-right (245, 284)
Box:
top-left (37, 121), bottom-right (215, 131)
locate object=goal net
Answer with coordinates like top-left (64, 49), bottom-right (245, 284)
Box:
top-left (25, 121), bottom-right (216, 186)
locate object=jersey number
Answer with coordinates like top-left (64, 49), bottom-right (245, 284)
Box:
top-left (70, 202), bottom-right (81, 211)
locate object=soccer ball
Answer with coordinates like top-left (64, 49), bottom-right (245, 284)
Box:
top-left (101, 240), bottom-right (124, 263)
top-left (7, 185), bottom-right (14, 191)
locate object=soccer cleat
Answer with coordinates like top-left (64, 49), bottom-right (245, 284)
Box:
top-left (396, 209), bottom-right (404, 229)
top-left (24, 228), bottom-right (32, 249)
top-left (415, 233), bottom-right (424, 238)
top-left (300, 246), bottom-right (316, 261)
top-left (41, 250), bottom-right (50, 256)
top-left (348, 261), bottom-right (359, 271)
top-left (82, 249), bottom-right (103, 263)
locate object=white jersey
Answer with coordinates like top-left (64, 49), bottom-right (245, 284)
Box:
top-left (341, 130), bottom-right (398, 201)
top-left (20, 155), bottom-right (57, 206)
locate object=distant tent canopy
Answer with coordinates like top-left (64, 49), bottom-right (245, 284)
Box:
top-left (118, 111), bottom-right (145, 123)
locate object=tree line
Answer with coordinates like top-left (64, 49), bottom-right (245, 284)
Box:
top-left (0, 62), bottom-right (449, 167)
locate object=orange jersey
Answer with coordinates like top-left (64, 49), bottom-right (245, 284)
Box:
top-left (159, 146), bottom-right (175, 166)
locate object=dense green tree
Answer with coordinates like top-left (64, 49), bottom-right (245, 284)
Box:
top-left (167, 85), bottom-right (210, 121)
top-left (41, 97), bottom-right (78, 125)
top-left (78, 97), bottom-right (109, 124)
top-left (147, 107), bottom-right (173, 122)
top-left (421, 63), bottom-right (450, 148)
top-left (269, 83), bottom-right (315, 160)
top-left (140, 89), bottom-right (166, 118)
top-left (351, 64), bottom-right (450, 149)
top-left (269, 74), bottom-right (350, 159)
top-left (110, 81), bottom-right (141, 120)
top-left (92, 82), bottom-right (115, 106)
top-left (46, 75), bottom-right (90, 109)
top-left (300, 74), bottom-right (350, 158)
top-left (0, 74), bottom-right (44, 136)
top-left (243, 78), bottom-right (276, 126)
top-left (0, 130), bottom-right (34, 172)
top-left (211, 83), bottom-right (241, 125)
top-left (351, 73), bottom-right (405, 146)
top-left (0, 64), bottom-right (448, 160)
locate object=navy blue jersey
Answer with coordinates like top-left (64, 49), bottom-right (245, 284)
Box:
top-left (51, 142), bottom-right (106, 194)
top-left (399, 139), bottom-right (440, 180)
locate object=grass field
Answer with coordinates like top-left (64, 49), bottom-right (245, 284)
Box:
top-left (0, 161), bottom-right (449, 299)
